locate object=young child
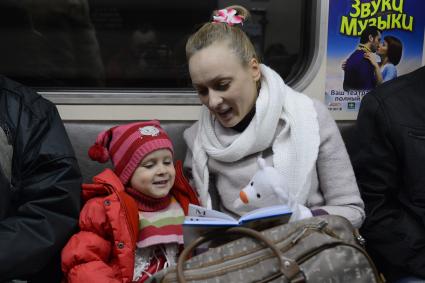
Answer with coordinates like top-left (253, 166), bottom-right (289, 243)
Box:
top-left (61, 120), bottom-right (199, 283)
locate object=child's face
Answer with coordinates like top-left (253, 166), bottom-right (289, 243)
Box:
top-left (130, 149), bottom-right (175, 198)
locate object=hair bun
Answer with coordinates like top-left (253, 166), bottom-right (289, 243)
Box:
top-left (88, 143), bottom-right (110, 163)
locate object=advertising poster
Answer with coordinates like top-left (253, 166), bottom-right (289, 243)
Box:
top-left (326, 0), bottom-right (425, 113)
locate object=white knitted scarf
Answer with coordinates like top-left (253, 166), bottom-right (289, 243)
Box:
top-left (191, 64), bottom-right (320, 208)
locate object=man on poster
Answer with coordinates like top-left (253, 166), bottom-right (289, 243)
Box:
top-left (343, 25), bottom-right (381, 91)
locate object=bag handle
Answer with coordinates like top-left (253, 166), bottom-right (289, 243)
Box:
top-left (176, 226), bottom-right (305, 283)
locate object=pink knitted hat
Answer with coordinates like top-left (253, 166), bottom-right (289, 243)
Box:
top-left (88, 120), bottom-right (174, 185)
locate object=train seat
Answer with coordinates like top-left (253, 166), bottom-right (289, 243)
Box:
top-left (64, 120), bottom-right (356, 183)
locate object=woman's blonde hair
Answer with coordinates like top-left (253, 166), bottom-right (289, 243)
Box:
top-left (185, 5), bottom-right (259, 66)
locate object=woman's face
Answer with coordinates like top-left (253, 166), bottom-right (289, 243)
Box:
top-left (188, 42), bottom-right (261, 128)
top-left (377, 40), bottom-right (388, 58)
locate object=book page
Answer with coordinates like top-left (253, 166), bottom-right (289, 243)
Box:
top-left (183, 205), bottom-right (292, 245)
top-left (239, 205), bottom-right (292, 224)
top-left (184, 216), bottom-right (237, 226)
top-left (187, 204), bottom-right (236, 222)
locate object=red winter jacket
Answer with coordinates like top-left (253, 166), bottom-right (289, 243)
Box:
top-left (61, 161), bottom-right (199, 283)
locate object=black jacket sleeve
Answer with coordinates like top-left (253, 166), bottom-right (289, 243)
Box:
top-left (350, 92), bottom-right (425, 278)
top-left (0, 100), bottom-right (82, 282)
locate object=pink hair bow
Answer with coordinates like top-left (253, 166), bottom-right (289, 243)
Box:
top-left (213, 8), bottom-right (244, 26)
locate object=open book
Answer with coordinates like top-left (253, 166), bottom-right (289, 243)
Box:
top-left (183, 204), bottom-right (292, 246)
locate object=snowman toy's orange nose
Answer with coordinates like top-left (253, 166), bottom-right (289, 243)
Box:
top-left (240, 191), bottom-right (249, 204)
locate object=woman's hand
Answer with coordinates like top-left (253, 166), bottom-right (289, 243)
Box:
top-left (364, 52), bottom-right (379, 68)
top-left (364, 52), bottom-right (383, 85)
top-left (341, 60), bottom-right (347, 71)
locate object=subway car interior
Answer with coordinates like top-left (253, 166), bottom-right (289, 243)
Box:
top-left (1, 0), bottom-right (329, 181)
top-left (1, 0), bottom-right (425, 282)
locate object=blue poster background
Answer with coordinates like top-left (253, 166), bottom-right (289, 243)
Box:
top-left (325, 0), bottom-right (425, 113)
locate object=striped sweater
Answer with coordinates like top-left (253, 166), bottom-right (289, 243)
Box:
top-left (125, 188), bottom-right (185, 282)
top-left (137, 196), bottom-right (184, 248)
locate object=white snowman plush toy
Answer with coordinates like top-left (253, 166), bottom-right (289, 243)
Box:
top-left (233, 157), bottom-right (312, 222)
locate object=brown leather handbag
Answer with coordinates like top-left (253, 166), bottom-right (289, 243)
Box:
top-left (148, 215), bottom-right (384, 283)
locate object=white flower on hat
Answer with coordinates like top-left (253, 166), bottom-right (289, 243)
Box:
top-left (139, 126), bottom-right (160, 136)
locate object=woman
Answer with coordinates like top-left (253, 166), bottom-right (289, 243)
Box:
top-left (364, 35), bottom-right (403, 84)
top-left (183, 5), bottom-right (364, 228)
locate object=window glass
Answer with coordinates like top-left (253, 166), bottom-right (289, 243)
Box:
top-left (0, 0), bottom-right (307, 90)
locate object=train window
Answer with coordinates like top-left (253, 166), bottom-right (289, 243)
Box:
top-left (0, 0), bottom-right (311, 93)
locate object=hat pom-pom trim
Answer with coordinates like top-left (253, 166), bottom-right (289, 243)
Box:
top-left (88, 144), bottom-right (110, 163)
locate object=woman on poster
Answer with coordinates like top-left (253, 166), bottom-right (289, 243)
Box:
top-left (364, 35), bottom-right (403, 84)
